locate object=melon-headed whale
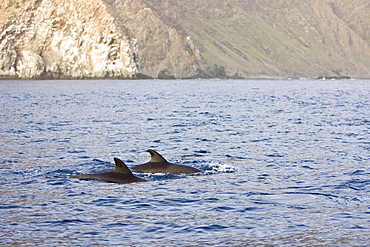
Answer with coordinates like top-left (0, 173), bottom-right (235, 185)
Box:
top-left (71, 158), bottom-right (147, 184)
top-left (131, 149), bottom-right (201, 174)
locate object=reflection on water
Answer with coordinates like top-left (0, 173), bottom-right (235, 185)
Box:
top-left (1, 79), bottom-right (370, 246)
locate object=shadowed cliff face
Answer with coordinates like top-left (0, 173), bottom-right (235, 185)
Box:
top-left (104, 0), bottom-right (213, 79)
top-left (1, 0), bottom-right (370, 79)
top-left (0, 0), bottom-right (138, 79)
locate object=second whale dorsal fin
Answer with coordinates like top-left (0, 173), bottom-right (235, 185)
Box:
top-left (147, 149), bottom-right (168, 163)
top-left (113, 158), bottom-right (133, 174)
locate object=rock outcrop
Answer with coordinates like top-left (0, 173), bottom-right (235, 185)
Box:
top-left (1, 0), bottom-right (370, 79)
top-left (104, 0), bottom-right (211, 79)
top-left (0, 0), bottom-right (138, 79)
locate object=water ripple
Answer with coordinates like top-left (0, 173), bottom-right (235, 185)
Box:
top-left (1, 79), bottom-right (370, 246)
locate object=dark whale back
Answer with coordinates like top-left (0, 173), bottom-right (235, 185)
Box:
top-left (131, 150), bottom-right (201, 175)
top-left (71, 158), bottom-right (147, 184)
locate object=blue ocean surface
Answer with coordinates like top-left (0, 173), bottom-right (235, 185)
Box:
top-left (0, 79), bottom-right (369, 246)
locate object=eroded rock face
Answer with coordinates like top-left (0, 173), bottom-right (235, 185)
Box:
top-left (16, 51), bottom-right (45, 78)
top-left (0, 0), bottom-right (138, 79)
top-left (105, 0), bottom-right (210, 79)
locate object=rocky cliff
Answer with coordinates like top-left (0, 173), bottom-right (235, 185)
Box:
top-left (0, 0), bottom-right (138, 79)
top-left (1, 0), bottom-right (370, 79)
top-left (103, 0), bottom-right (210, 79)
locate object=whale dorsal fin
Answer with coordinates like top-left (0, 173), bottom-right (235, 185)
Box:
top-left (113, 158), bottom-right (133, 174)
top-left (147, 149), bottom-right (168, 163)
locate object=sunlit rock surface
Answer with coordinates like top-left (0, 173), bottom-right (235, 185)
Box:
top-left (0, 0), bottom-right (138, 79)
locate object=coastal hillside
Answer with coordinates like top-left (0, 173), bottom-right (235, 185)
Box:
top-left (127, 0), bottom-right (370, 78)
top-left (1, 0), bottom-right (370, 79)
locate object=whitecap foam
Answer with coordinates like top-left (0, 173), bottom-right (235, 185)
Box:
top-left (202, 161), bottom-right (237, 174)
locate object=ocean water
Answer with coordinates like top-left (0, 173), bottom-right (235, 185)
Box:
top-left (0, 79), bottom-right (369, 246)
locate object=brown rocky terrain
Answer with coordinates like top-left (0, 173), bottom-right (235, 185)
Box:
top-left (0, 0), bottom-right (138, 79)
top-left (1, 0), bottom-right (370, 79)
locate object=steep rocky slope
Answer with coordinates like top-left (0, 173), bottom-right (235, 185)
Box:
top-left (104, 0), bottom-right (210, 79)
top-left (0, 0), bottom-right (138, 79)
top-left (1, 0), bottom-right (370, 79)
top-left (138, 0), bottom-right (370, 78)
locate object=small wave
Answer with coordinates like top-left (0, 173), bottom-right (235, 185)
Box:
top-left (67, 150), bottom-right (86, 154)
top-left (132, 162), bottom-right (235, 180)
top-left (73, 159), bottom-right (113, 174)
top-left (195, 224), bottom-right (228, 231)
top-left (202, 161), bottom-right (236, 174)
top-left (212, 206), bottom-right (235, 212)
top-left (91, 197), bottom-right (121, 206)
top-left (164, 198), bottom-right (200, 204)
top-left (103, 223), bottom-right (132, 228)
top-left (0, 204), bottom-right (22, 209)
top-left (44, 169), bottom-right (75, 178)
top-left (139, 173), bottom-right (182, 181)
top-left (339, 179), bottom-right (370, 191)
top-left (33, 219), bottom-right (94, 226)
top-left (347, 170), bottom-right (369, 176)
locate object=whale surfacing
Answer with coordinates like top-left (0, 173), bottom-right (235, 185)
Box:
top-left (131, 149), bottom-right (201, 175)
top-left (71, 158), bottom-right (147, 184)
